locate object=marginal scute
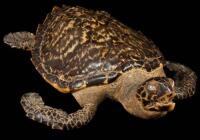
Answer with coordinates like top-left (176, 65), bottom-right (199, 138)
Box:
top-left (69, 80), bottom-right (86, 90)
top-left (108, 72), bottom-right (121, 83)
top-left (31, 6), bottom-right (165, 93)
top-left (87, 74), bottom-right (106, 86)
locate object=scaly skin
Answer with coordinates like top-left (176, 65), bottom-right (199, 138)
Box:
top-left (21, 93), bottom-right (96, 130)
top-left (166, 61), bottom-right (197, 100)
top-left (3, 32), bottom-right (35, 51)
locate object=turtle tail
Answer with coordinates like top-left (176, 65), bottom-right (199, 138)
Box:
top-left (3, 32), bottom-right (35, 51)
top-left (166, 61), bottom-right (197, 100)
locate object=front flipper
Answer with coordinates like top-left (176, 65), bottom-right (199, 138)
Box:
top-left (3, 32), bottom-right (35, 51)
top-left (20, 93), bottom-right (96, 130)
top-left (166, 61), bottom-right (197, 100)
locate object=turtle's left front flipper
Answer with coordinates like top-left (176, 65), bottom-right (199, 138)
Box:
top-left (166, 61), bottom-right (197, 100)
top-left (20, 92), bottom-right (97, 130)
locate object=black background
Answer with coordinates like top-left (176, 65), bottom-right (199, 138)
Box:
top-left (0, 0), bottom-right (199, 139)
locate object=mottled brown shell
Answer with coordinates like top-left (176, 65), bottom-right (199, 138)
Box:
top-left (31, 6), bottom-right (165, 93)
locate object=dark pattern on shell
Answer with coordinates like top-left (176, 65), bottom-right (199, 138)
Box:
top-left (32, 6), bottom-right (165, 92)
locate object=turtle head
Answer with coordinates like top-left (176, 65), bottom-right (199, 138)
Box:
top-left (136, 77), bottom-right (176, 115)
top-left (117, 77), bottom-right (176, 119)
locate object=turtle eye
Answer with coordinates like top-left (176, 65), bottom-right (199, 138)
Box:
top-left (147, 84), bottom-right (157, 92)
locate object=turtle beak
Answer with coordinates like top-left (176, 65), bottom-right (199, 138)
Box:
top-left (156, 82), bottom-right (176, 112)
top-left (157, 90), bottom-right (176, 112)
top-left (167, 102), bottom-right (176, 112)
top-left (156, 102), bottom-right (175, 112)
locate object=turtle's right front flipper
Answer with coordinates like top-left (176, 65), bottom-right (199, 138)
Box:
top-left (20, 92), bottom-right (97, 130)
top-left (3, 32), bottom-right (35, 51)
top-left (166, 61), bottom-right (197, 100)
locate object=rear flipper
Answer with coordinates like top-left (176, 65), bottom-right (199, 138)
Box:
top-left (166, 61), bottom-right (197, 100)
top-left (3, 32), bottom-right (35, 51)
top-left (20, 93), bottom-right (97, 130)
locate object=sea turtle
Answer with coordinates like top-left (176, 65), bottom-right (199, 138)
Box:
top-left (3, 6), bottom-right (197, 130)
